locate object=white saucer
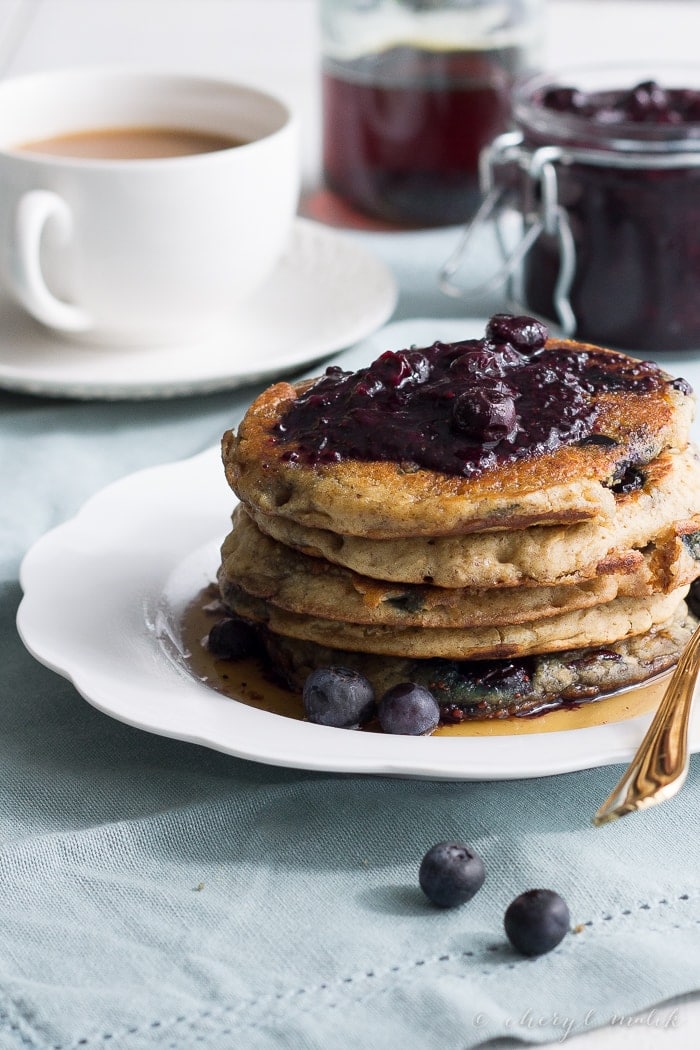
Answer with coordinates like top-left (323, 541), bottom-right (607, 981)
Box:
top-left (0, 218), bottom-right (397, 400)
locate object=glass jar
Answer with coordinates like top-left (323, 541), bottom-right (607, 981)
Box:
top-left (443, 63), bottom-right (700, 352)
top-left (320, 0), bottom-right (544, 227)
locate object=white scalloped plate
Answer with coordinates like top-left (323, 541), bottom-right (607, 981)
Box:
top-left (0, 218), bottom-right (397, 399)
top-left (16, 319), bottom-right (700, 779)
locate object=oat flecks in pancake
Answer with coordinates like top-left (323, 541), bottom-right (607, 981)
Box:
top-left (246, 447), bottom-right (700, 589)
top-left (219, 506), bottom-right (700, 629)
top-left (221, 582), bottom-right (687, 661)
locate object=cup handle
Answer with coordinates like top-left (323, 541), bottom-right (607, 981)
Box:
top-left (12, 189), bottom-right (92, 332)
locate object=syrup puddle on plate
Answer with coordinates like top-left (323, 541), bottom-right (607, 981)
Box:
top-left (177, 586), bottom-right (670, 737)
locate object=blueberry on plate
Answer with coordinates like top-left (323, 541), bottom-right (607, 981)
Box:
top-left (302, 666), bottom-right (375, 728)
top-left (504, 888), bottom-right (570, 956)
top-left (377, 682), bottom-right (440, 735)
top-left (207, 617), bottom-right (259, 660)
top-left (419, 841), bottom-right (486, 908)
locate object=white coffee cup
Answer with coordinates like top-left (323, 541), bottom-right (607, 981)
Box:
top-left (0, 68), bottom-right (299, 347)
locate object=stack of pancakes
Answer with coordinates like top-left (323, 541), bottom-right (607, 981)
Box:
top-left (217, 320), bottom-right (700, 720)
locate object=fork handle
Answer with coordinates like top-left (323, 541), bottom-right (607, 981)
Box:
top-left (593, 627), bottom-right (700, 826)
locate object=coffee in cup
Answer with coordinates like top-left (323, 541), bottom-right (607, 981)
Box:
top-left (0, 69), bottom-right (300, 347)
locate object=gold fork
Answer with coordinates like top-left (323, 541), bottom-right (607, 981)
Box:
top-left (593, 627), bottom-right (700, 826)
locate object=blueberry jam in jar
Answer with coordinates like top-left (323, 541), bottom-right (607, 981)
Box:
top-left (460, 65), bottom-right (700, 352)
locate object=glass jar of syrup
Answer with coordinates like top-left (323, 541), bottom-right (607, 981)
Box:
top-left (321, 0), bottom-right (543, 227)
top-left (442, 63), bottom-right (700, 352)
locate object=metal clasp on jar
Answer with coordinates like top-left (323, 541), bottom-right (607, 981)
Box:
top-left (439, 131), bottom-right (577, 334)
top-left (441, 130), bottom-right (700, 340)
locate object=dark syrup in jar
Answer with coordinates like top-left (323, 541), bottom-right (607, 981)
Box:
top-left (322, 45), bottom-right (523, 226)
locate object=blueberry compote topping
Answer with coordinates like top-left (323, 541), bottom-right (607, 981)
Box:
top-left (273, 315), bottom-right (670, 479)
top-left (539, 79), bottom-right (700, 127)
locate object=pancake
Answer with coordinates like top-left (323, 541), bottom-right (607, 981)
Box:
top-left (247, 446), bottom-right (700, 589)
top-left (221, 584), bottom-right (688, 660)
top-left (260, 603), bottom-right (695, 718)
top-left (223, 331), bottom-right (694, 539)
top-left (220, 505), bottom-right (617, 627)
top-left (220, 505), bottom-right (700, 629)
top-left (213, 315), bottom-right (699, 727)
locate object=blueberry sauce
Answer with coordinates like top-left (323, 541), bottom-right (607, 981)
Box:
top-left (273, 316), bottom-right (671, 478)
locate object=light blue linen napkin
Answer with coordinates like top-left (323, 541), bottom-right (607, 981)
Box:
top-left (3, 227), bottom-right (700, 1049)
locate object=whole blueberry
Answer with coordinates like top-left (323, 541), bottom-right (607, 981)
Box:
top-left (504, 889), bottom-right (570, 957)
top-left (450, 347), bottom-right (507, 377)
top-left (373, 349), bottom-right (430, 389)
top-left (687, 578), bottom-right (700, 618)
top-left (452, 383), bottom-right (519, 442)
top-left (302, 666), bottom-right (375, 728)
top-left (541, 86), bottom-right (587, 114)
top-left (419, 841), bottom-right (486, 908)
top-left (681, 89), bottom-right (700, 122)
top-left (207, 617), bottom-right (259, 660)
top-left (485, 314), bottom-right (548, 354)
top-left (622, 80), bottom-right (671, 122)
top-left (377, 682), bottom-right (440, 735)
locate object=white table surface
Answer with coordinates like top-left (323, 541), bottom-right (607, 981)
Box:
top-left (2, 1), bottom-right (699, 1047)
